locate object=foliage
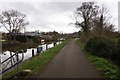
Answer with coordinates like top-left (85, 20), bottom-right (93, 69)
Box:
top-left (31, 36), bottom-right (40, 43)
top-left (13, 35), bottom-right (27, 42)
top-left (85, 37), bottom-right (120, 66)
top-left (26, 36), bottom-right (41, 43)
top-left (111, 38), bottom-right (120, 65)
top-left (77, 39), bottom-right (120, 79)
top-left (85, 37), bottom-right (114, 57)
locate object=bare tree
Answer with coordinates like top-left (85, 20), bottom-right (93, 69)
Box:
top-left (0, 10), bottom-right (29, 40)
top-left (93, 5), bottom-right (114, 37)
top-left (75, 2), bottom-right (99, 32)
top-left (73, 2), bottom-right (99, 42)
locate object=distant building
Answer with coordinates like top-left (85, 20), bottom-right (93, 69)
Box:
top-left (24, 31), bottom-right (41, 37)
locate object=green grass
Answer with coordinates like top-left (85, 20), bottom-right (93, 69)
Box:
top-left (76, 39), bottom-right (120, 79)
top-left (2, 39), bottom-right (70, 79)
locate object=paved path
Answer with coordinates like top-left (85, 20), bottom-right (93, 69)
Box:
top-left (32, 39), bottom-right (102, 78)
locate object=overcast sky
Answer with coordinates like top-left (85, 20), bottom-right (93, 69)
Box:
top-left (0, 0), bottom-right (119, 33)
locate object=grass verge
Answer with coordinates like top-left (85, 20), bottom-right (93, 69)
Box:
top-left (2, 39), bottom-right (70, 79)
top-left (76, 39), bottom-right (120, 79)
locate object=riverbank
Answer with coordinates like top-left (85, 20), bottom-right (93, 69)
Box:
top-left (76, 39), bottom-right (120, 79)
top-left (2, 39), bottom-right (70, 79)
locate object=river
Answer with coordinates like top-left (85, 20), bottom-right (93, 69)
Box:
top-left (0, 41), bottom-right (62, 74)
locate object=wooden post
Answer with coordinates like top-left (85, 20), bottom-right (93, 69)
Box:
top-left (53, 42), bottom-right (56, 46)
top-left (32, 49), bottom-right (34, 57)
top-left (10, 52), bottom-right (13, 66)
top-left (46, 44), bottom-right (48, 50)
top-left (37, 47), bottom-right (39, 53)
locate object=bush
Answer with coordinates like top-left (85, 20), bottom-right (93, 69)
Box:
top-left (85, 37), bottom-right (120, 66)
top-left (112, 39), bottom-right (120, 65)
top-left (16, 35), bottom-right (27, 42)
top-left (31, 36), bottom-right (41, 43)
top-left (85, 37), bottom-right (114, 58)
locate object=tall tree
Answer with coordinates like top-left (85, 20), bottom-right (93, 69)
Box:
top-left (75, 2), bottom-right (99, 32)
top-left (92, 5), bottom-right (114, 37)
top-left (0, 9), bottom-right (29, 40)
top-left (74, 2), bottom-right (99, 42)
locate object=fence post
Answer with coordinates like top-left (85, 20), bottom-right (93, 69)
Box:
top-left (16, 52), bottom-right (19, 78)
top-left (53, 42), bottom-right (56, 46)
top-left (32, 49), bottom-right (34, 57)
top-left (46, 44), bottom-right (48, 50)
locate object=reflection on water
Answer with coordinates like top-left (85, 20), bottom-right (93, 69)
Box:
top-left (0, 42), bottom-right (62, 73)
top-left (1, 42), bottom-right (61, 62)
top-left (2, 42), bottom-right (40, 52)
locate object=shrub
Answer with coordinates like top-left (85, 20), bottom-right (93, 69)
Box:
top-left (16, 35), bottom-right (27, 42)
top-left (31, 36), bottom-right (41, 43)
top-left (85, 37), bottom-right (120, 66)
top-left (85, 37), bottom-right (114, 58)
top-left (112, 38), bottom-right (120, 65)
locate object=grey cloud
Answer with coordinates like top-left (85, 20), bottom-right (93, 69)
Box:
top-left (0, 1), bottom-right (118, 33)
